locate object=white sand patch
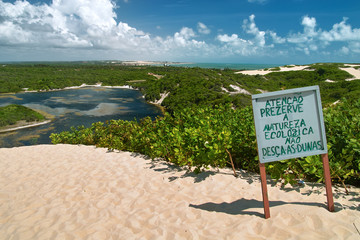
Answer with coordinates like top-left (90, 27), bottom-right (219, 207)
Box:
top-left (103, 85), bottom-right (135, 89)
top-left (236, 65), bottom-right (310, 76)
top-left (332, 100), bottom-right (341, 105)
top-left (325, 79), bottom-right (336, 83)
top-left (150, 92), bottom-right (170, 105)
top-left (340, 67), bottom-right (360, 81)
top-left (344, 64), bottom-right (360, 68)
top-left (64, 83), bottom-right (102, 90)
top-left (222, 85), bottom-right (251, 95)
top-left (0, 144), bottom-right (359, 239)
top-left (256, 89), bottom-right (267, 93)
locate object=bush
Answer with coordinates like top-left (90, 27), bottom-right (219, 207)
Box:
top-left (51, 101), bottom-right (360, 186)
top-left (51, 105), bottom-right (258, 172)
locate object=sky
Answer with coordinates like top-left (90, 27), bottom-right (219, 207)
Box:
top-left (0, 0), bottom-right (360, 64)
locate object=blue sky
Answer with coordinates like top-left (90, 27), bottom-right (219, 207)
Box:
top-left (0, 0), bottom-right (360, 64)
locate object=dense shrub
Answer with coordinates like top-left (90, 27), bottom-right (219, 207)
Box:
top-left (51, 100), bottom-right (360, 186)
top-left (51, 105), bottom-right (258, 173)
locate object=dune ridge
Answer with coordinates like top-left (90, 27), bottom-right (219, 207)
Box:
top-left (0, 144), bottom-right (359, 239)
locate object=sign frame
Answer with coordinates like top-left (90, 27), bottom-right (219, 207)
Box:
top-left (252, 85), bottom-right (328, 163)
top-left (251, 86), bottom-right (334, 219)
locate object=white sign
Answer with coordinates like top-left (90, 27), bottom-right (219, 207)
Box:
top-left (252, 86), bottom-right (328, 163)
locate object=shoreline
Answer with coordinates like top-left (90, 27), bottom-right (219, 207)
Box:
top-left (0, 120), bottom-right (51, 133)
top-left (23, 83), bottom-right (136, 93)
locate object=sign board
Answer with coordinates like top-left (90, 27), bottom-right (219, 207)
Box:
top-left (252, 86), bottom-right (327, 163)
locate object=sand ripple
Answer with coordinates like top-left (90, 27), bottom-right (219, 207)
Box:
top-left (0, 144), bottom-right (359, 239)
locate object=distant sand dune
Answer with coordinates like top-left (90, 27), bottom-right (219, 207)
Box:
top-left (236, 65), bottom-right (310, 75)
top-left (237, 64), bottom-right (360, 83)
top-left (340, 66), bottom-right (360, 81)
top-left (0, 144), bottom-right (359, 239)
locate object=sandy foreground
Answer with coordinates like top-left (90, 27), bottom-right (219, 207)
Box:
top-left (0, 145), bottom-right (359, 240)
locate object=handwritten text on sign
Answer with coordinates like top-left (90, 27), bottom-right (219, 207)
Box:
top-left (252, 86), bottom-right (327, 163)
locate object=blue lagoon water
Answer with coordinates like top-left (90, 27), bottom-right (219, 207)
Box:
top-left (0, 87), bottom-right (163, 148)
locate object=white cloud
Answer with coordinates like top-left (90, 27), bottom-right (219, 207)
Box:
top-left (216, 14), bottom-right (271, 57)
top-left (216, 33), bottom-right (254, 55)
top-left (287, 16), bottom-right (318, 44)
top-left (217, 34), bottom-right (241, 43)
top-left (304, 47), bottom-right (310, 55)
top-left (0, 21), bottom-right (32, 45)
top-left (269, 31), bottom-right (286, 44)
top-left (309, 44), bottom-right (318, 51)
top-left (302, 16), bottom-right (317, 37)
top-left (172, 27), bottom-right (196, 46)
top-left (242, 14), bottom-right (266, 47)
top-left (349, 42), bottom-right (360, 53)
top-left (286, 15), bottom-right (360, 55)
top-left (0, 0), bottom-right (213, 60)
top-left (320, 17), bottom-right (360, 42)
top-left (197, 22), bottom-right (210, 34)
top-left (0, 1), bottom-right (359, 62)
top-left (0, 0), bottom-right (152, 50)
top-left (341, 46), bottom-right (349, 54)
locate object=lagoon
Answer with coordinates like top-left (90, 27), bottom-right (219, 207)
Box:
top-left (0, 87), bottom-right (162, 148)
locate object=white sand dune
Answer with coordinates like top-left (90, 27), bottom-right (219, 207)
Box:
top-left (340, 66), bottom-right (360, 81)
top-left (237, 64), bottom-right (360, 83)
top-left (236, 65), bottom-right (310, 76)
top-left (0, 144), bottom-right (359, 239)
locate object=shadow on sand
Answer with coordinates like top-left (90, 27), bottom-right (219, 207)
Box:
top-left (129, 152), bottom-right (360, 212)
top-left (189, 198), bottom-right (325, 218)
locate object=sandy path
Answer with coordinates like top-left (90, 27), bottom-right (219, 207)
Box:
top-left (0, 144), bottom-right (359, 239)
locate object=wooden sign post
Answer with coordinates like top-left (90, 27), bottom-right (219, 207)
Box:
top-left (252, 86), bottom-right (334, 219)
top-left (322, 153), bottom-right (335, 212)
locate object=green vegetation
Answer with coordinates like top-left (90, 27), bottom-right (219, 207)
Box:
top-left (50, 99), bottom-right (360, 186)
top-left (1, 62), bottom-right (358, 112)
top-left (50, 105), bottom-right (257, 172)
top-left (1, 62), bottom-right (360, 187)
top-left (270, 67), bottom-right (281, 71)
top-left (0, 63), bottom-right (155, 93)
top-left (0, 104), bottom-right (45, 127)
